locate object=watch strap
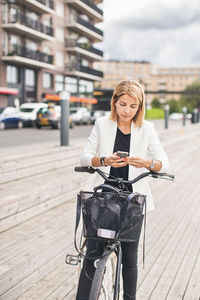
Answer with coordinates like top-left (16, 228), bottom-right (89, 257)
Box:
top-left (100, 157), bottom-right (106, 167)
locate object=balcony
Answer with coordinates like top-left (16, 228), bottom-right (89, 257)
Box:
top-left (66, 63), bottom-right (103, 81)
top-left (66, 16), bottom-right (103, 42)
top-left (14, 0), bottom-right (54, 15)
top-left (3, 11), bottom-right (54, 42)
top-left (66, 39), bottom-right (103, 61)
top-left (93, 0), bottom-right (103, 3)
top-left (2, 45), bottom-right (55, 70)
top-left (66, 0), bottom-right (103, 23)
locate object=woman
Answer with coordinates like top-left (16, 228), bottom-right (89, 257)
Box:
top-left (76, 80), bottom-right (169, 300)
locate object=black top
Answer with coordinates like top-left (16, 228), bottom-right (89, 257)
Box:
top-left (107, 127), bottom-right (133, 192)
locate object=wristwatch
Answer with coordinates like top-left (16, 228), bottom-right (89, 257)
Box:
top-left (100, 157), bottom-right (106, 167)
top-left (150, 159), bottom-right (155, 170)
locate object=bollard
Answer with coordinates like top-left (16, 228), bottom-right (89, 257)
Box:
top-left (164, 104), bottom-right (169, 129)
top-left (59, 90), bottom-right (70, 146)
top-left (182, 106), bottom-right (187, 126)
top-left (197, 110), bottom-right (200, 123)
top-left (193, 108), bottom-right (198, 124)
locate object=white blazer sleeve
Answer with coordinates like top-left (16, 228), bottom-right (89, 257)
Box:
top-left (148, 123), bottom-right (169, 172)
top-left (80, 120), bottom-right (100, 166)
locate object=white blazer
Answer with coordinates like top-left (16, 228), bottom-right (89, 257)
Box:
top-left (80, 116), bottom-right (169, 212)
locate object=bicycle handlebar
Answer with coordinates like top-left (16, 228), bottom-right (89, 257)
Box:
top-left (74, 166), bottom-right (174, 184)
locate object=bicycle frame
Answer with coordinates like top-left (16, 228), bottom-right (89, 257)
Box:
top-left (66, 166), bottom-right (174, 300)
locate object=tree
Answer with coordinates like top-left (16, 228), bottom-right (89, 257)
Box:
top-left (179, 80), bottom-right (200, 113)
top-left (166, 98), bottom-right (181, 114)
top-left (151, 98), bottom-right (162, 108)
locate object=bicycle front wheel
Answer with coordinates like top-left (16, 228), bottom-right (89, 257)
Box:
top-left (89, 249), bottom-right (118, 300)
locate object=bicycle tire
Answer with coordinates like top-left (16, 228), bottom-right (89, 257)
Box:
top-left (89, 249), bottom-right (118, 300)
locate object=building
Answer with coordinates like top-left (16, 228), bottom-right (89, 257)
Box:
top-left (94, 60), bottom-right (152, 90)
top-left (0, 0), bottom-right (103, 108)
top-left (93, 60), bottom-right (200, 106)
top-left (150, 65), bottom-right (200, 102)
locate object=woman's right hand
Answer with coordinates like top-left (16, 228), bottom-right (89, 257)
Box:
top-left (105, 153), bottom-right (127, 168)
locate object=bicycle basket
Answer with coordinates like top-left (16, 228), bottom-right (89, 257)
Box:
top-left (79, 188), bottom-right (146, 242)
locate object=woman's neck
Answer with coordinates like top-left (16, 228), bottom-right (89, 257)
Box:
top-left (117, 120), bottom-right (131, 134)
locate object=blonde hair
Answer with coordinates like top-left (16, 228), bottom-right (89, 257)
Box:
top-left (110, 80), bottom-right (145, 127)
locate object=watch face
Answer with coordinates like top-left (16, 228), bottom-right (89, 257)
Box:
top-left (151, 160), bottom-right (155, 169)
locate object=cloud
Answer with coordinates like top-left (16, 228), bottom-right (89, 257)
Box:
top-left (111, 0), bottom-right (200, 30)
top-left (101, 0), bottom-right (200, 65)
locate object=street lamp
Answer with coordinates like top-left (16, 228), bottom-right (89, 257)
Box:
top-left (59, 90), bottom-right (70, 146)
top-left (182, 106), bottom-right (187, 126)
top-left (164, 104), bottom-right (169, 129)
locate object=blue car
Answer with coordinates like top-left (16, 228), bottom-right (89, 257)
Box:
top-left (0, 106), bottom-right (23, 130)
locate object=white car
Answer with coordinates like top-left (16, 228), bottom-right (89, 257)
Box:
top-left (70, 107), bottom-right (91, 125)
top-left (169, 113), bottom-right (183, 120)
top-left (19, 102), bottom-right (48, 126)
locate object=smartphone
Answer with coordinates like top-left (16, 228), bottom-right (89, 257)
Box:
top-left (117, 151), bottom-right (129, 158)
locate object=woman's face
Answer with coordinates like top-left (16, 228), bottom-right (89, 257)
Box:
top-left (115, 94), bottom-right (140, 124)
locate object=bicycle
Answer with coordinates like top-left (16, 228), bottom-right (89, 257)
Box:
top-left (66, 166), bottom-right (174, 300)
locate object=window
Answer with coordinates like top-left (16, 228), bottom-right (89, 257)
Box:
top-left (26, 39), bottom-right (37, 51)
top-left (55, 74), bottom-right (64, 93)
top-left (79, 79), bottom-right (93, 93)
top-left (55, 51), bottom-right (64, 67)
top-left (25, 69), bottom-right (35, 86)
top-left (65, 76), bottom-right (77, 94)
top-left (42, 46), bottom-right (52, 55)
top-left (9, 6), bottom-right (18, 23)
top-left (56, 28), bottom-right (64, 42)
top-left (56, 2), bottom-right (64, 17)
top-left (6, 65), bottom-right (19, 84)
top-left (43, 73), bottom-right (53, 89)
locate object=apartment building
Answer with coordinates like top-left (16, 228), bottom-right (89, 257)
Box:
top-left (94, 60), bottom-right (152, 89)
top-left (150, 66), bottom-right (200, 101)
top-left (94, 60), bottom-right (200, 103)
top-left (0, 0), bottom-right (103, 108)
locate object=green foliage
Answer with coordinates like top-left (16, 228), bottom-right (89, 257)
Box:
top-left (166, 98), bottom-right (181, 114)
top-left (179, 80), bottom-right (200, 113)
top-left (145, 108), bottom-right (164, 119)
top-left (151, 98), bottom-right (162, 108)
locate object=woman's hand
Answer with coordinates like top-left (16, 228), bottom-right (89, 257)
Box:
top-left (125, 156), bottom-right (151, 169)
top-left (105, 153), bottom-right (128, 168)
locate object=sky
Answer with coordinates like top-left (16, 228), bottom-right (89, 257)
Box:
top-left (97, 0), bottom-right (200, 66)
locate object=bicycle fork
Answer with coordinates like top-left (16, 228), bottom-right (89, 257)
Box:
top-left (113, 243), bottom-right (122, 300)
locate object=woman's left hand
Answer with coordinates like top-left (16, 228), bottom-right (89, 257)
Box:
top-left (125, 156), bottom-right (151, 169)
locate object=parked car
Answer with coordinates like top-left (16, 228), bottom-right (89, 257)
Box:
top-left (0, 106), bottom-right (23, 130)
top-left (19, 102), bottom-right (47, 127)
top-left (35, 105), bottom-right (74, 129)
top-left (70, 107), bottom-right (91, 125)
top-left (169, 113), bottom-right (183, 120)
top-left (90, 110), bottom-right (105, 124)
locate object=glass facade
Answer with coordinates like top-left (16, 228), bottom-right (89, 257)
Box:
top-left (25, 69), bottom-right (35, 87)
top-left (6, 65), bottom-right (19, 84)
top-left (43, 72), bottom-right (53, 89)
top-left (55, 74), bottom-right (64, 93)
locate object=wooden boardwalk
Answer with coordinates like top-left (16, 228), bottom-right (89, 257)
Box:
top-left (0, 123), bottom-right (200, 300)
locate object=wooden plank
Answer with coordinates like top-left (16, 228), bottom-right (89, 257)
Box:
top-left (165, 224), bottom-right (200, 299)
top-left (0, 124), bottom-right (200, 300)
top-left (136, 142), bottom-right (200, 298)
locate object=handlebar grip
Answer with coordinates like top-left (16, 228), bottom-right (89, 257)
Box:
top-left (74, 166), bottom-right (95, 174)
top-left (151, 172), bottom-right (175, 180)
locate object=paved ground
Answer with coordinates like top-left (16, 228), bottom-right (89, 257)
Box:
top-left (0, 122), bottom-right (200, 300)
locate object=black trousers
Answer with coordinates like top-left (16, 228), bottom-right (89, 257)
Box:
top-left (76, 221), bottom-right (143, 300)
